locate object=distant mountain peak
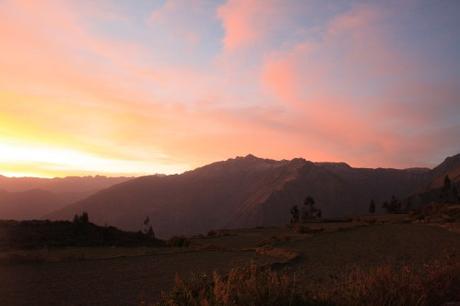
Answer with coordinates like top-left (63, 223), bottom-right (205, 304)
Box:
top-left (234, 154), bottom-right (265, 161)
top-left (315, 161), bottom-right (351, 169)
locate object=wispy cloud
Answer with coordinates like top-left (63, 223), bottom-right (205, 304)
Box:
top-left (0, 0), bottom-right (459, 177)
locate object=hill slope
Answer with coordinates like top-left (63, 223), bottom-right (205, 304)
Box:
top-left (48, 154), bottom-right (457, 237)
top-left (0, 175), bottom-right (131, 194)
top-left (0, 176), bottom-right (132, 220)
top-left (0, 189), bottom-right (66, 220)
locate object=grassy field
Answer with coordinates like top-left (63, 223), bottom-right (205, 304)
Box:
top-left (1, 215), bottom-right (459, 306)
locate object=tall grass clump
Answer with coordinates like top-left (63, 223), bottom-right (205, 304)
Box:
top-left (157, 259), bottom-right (460, 306)
top-left (158, 263), bottom-right (314, 306)
top-left (323, 260), bottom-right (460, 306)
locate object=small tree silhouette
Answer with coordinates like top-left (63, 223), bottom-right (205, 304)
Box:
top-left (81, 212), bottom-right (89, 223)
top-left (317, 209), bottom-right (322, 219)
top-left (443, 175), bottom-right (452, 192)
top-left (382, 201), bottom-right (389, 212)
top-left (382, 196), bottom-right (401, 213)
top-left (146, 226), bottom-right (155, 239)
top-left (301, 196), bottom-right (321, 222)
top-left (441, 175), bottom-right (456, 203)
top-left (290, 205), bottom-right (300, 224)
top-left (142, 216), bottom-right (155, 239)
top-left (369, 200), bottom-right (376, 214)
top-left (73, 212), bottom-right (89, 224)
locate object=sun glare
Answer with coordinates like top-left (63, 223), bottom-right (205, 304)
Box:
top-left (0, 142), bottom-right (187, 178)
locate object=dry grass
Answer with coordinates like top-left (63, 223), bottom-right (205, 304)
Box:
top-left (157, 258), bottom-right (460, 306)
top-left (255, 246), bottom-right (300, 262)
top-left (157, 264), bottom-right (308, 306)
top-left (320, 260), bottom-right (460, 306)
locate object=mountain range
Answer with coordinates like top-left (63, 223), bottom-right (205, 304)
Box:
top-left (45, 153), bottom-right (460, 237)
top-left (0, 176), bottom-right (131, 220)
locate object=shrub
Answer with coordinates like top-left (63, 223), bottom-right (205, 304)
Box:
top-left (167, 236), bottom-right (191, 248)
top-left (292, 224), bottom-right (324, 234)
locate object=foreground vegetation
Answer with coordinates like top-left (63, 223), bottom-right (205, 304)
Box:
top-left (158, 259), bottom-right (460, 306)
top-left (0, 215), bottom-right (164, 249)
top-left (1, 212), bottom-right (460, 306)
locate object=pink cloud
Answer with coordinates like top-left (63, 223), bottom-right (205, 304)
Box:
top-left (1, 0), bottom-right (458, 175)
top-left (259, 4), bottom-right (456, 168)
top-left (217, 0), bottom-right (292, 51)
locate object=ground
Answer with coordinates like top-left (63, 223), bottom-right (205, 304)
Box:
top-left (1, 215), bottom-right (460, 306)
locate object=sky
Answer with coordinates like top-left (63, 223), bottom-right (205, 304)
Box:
top-left (0, 0), bottom-right (459, 177)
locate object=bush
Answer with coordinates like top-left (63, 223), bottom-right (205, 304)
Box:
top-left (167, 236), bottom-right (191, 248)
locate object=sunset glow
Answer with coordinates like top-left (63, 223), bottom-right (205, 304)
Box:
top-left (1, 0), bottom-right (459, 177)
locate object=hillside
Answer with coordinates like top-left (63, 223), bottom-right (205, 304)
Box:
top-left (0, 218), bottom-right (163, 249)
top-left (406, 154), bottom-right (460, 208)
top-left (0, 175), bottom-right (131, 194)
top-left (0, 189), bottom-right (67, 220)
top-left (0, 176), bottom-right (132, 220)
top-left (48, 156), bottom-right (306, 236)
top-left (430, 153), bottom-right (460, 188)
top-left (48, 154), bottom-right (457, 237)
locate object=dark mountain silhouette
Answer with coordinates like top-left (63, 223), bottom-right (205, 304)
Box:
top-left (0, 219), bottom-right (163, 249)
top-left (430, 153), bottom-right (460, 188)
top-left (48, 154), bottom-right (460, 238)
top-left (406, 154), bottom-right (460, 208)
top-left (0, 176), bottom-right (131, 220)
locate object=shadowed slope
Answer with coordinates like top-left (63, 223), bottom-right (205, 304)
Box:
top-left (48, 156), bottom-right (306, 237)
top-left (0, 176), bottom-right (132, 220)
top-left (48, 154), bottom-right (449, 237)
top-left (0, 189), bottom-right (66, 220)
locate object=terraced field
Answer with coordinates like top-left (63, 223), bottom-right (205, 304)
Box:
top-left (1, 217), bottom-right (460, 306)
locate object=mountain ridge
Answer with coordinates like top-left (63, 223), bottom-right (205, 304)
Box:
top-left (46, 153), bottom-right (460, 237)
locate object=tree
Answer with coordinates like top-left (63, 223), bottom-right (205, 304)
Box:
top-left (317, 209), bottom-right (322, 219)
top-left (290, 205), bottom-right (300, 224)
top-left (81, 212), bottom-right (89, 223)
top-left (142, 216), bottom-right (155, 238)
top-left (443, 175), bottom-right (452, 192)
top-left (382, 201), bottom-right (389, 212)
top-left (382, 196), bottom-right (401, 213)
top-left (441, 175), bottom-right (457, 203)
top-left (143, 216), bottom-right (150, 227)
top-left (304, 196), bottom-right (315, 207)
top-left (369, 200), bottom-right (376, 214)
top-left (73, 212), bottom-right (89, 224)
top-left (146, 226), bottom-right (155, 239)
top-left (301, 196), bottom-right (321, 222)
